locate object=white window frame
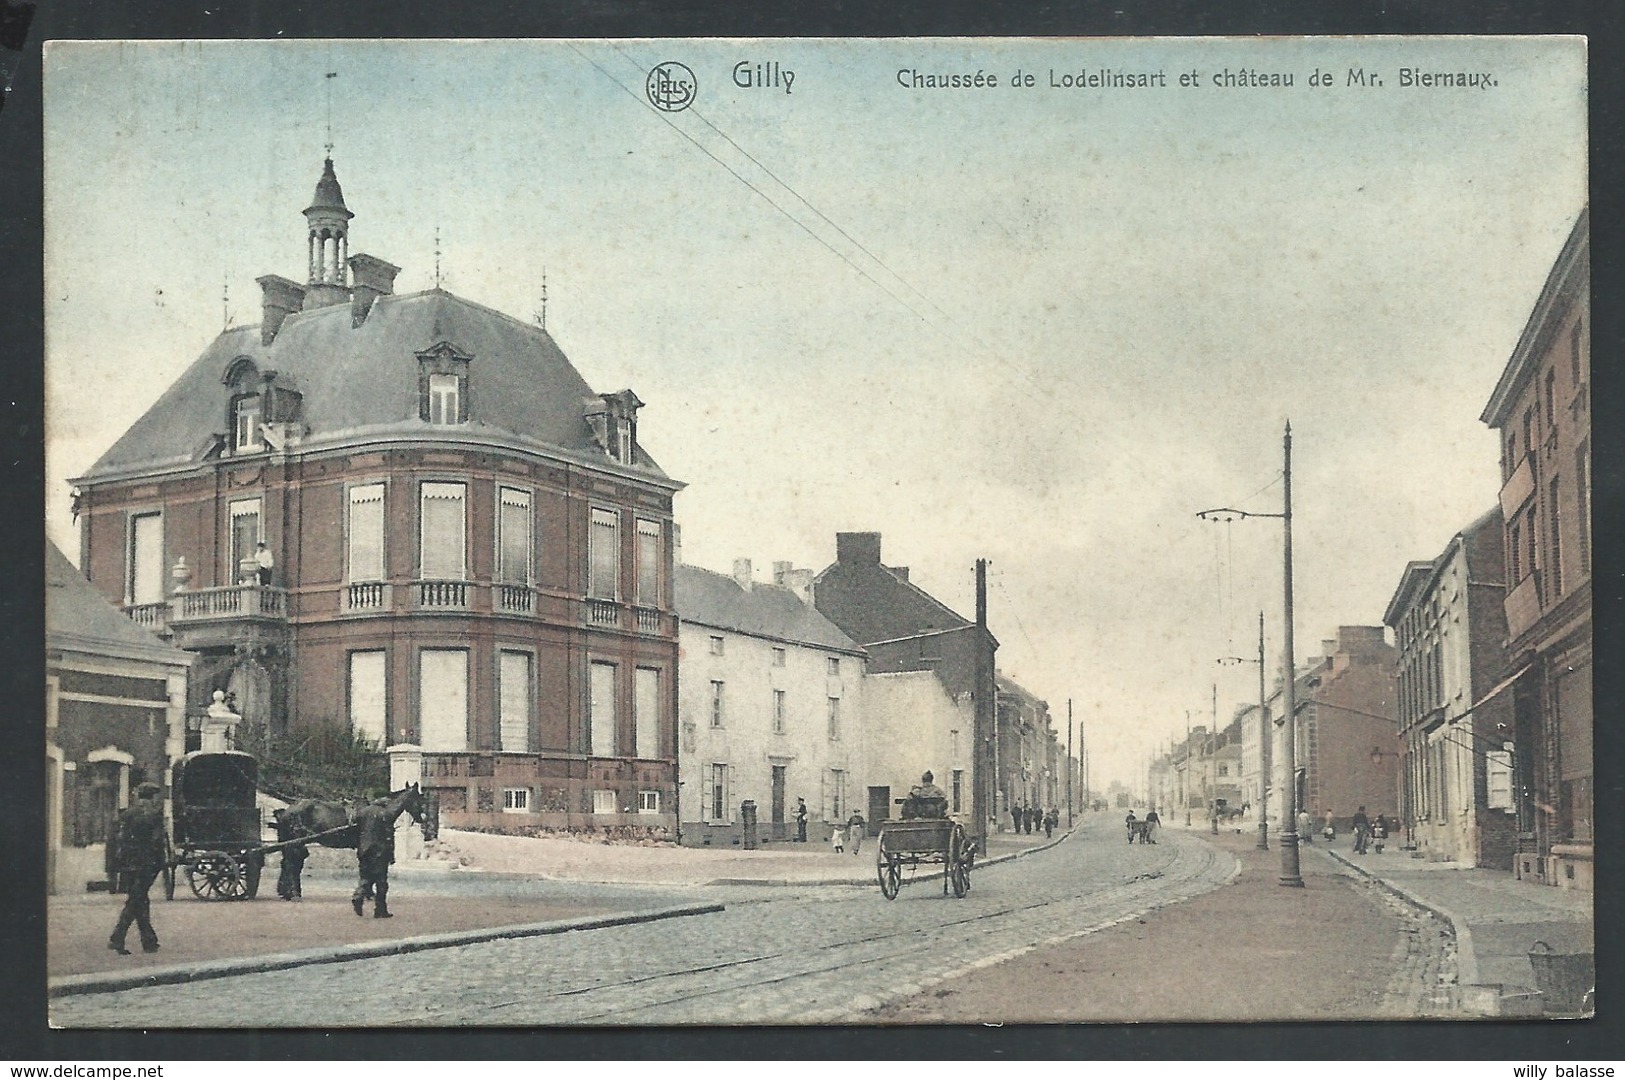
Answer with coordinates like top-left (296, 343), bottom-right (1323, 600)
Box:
top-left (827, 696), bottom-right (840, 742)
top-left (427, 372), bottom-right (461, 425)
top-left (347, 650), bottom-right (388, 748)
top-left (590, 660), bottom-right (618, 758)
top-left (709, 763), bottom-right (729, 823)
top-left (498, 649), bottom-right (533, 753)
top-left (497, 486), bottom-right (533, 585)
top-left (635, 518), bottom-right (662, 607)
top-left (589, 507), bottom-right (620, 600)
top-left (772, 647), bottom-right (786, 668)
top-left (638, 790), bottom-right (660, 814)
top-left (502, 787), bottom-right (531, 813)
top-left (233, 394), bottom-right (262, 451)
top-left (347, 482), bottom-right (386, 582)
top-left (229, 498), bottom-right (262, 584)
top-left (419, 481), bottom-right (467, 580)
top-left (127, 511), bottom-right (164, 606)
top-left (634, 666), bottom-right (661, 760)
top-left (772, 689), bottom-right (787, 735)
top-left (827, 657), bottom-right (840, 677)
top-left (709, 635), bottom-right (725, 656)
top-left (592, 789), bottom-right (617, 815)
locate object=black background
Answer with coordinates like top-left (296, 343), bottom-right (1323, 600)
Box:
top-left (2, 0), bottom-right (1618, 1062)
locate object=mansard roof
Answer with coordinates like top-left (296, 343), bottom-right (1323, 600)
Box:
top-left (81, 288), bottom-right (671, 483)
top-left (675, 564), bottom-right (864, 655)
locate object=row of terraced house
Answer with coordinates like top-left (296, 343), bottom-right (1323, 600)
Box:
top-left (48, 158), bottom-right (1067, 889)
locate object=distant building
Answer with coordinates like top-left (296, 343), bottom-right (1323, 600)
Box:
top-left (1384, 509), bottom-right (1517, 868)
top-left (674, 560), bottom-right (866, 845)
top-left (812, 532), bottom-right (993, 833)
top-left (1479, 207), bottom-right (1591, 889)
top-left (1268, 627), bottom-right (1399, 833)
top-left (47, 541), bottom-right (193, 894)
top-left (996, 675), bottom-right (1057, 821)
top-left (69, 158), bottom-right (682, 835)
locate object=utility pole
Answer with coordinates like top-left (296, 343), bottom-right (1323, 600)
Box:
top-left (1279, 422), bottom-right (1304, 886)
top-left (973, 559), bottom-right (993, 856)
top-left (1257, 610), bottom-right (1270, 850)
top-left (1066, 699), bottom-right (1074, 827)
top-left (1211, 682), bottom-right (1219, 834)
top-left (1184, 709), bottom-right (1192, 826)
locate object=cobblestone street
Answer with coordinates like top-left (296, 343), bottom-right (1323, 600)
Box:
top-left (53, 816), bottom-right (1237, 1027)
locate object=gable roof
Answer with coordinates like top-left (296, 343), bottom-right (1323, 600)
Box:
top-left (46, 541), bottom-right (193, 670)
top-left (80, 289), bottom-right (672, 483)
top-left (811, 558), bottom-right (974, 647)
top-left (675, 564), bottom-right (864, 654)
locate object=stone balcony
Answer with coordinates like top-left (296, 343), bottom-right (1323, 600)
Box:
top-left (125, 584), bottom-right (290, 650)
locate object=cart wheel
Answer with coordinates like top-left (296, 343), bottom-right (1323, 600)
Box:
top-left (187, 851), bottom-right (246, 901)
top-left (951, 859), bottom-right (970, 898)
top-left (878, 853), bottom-right (901, 900)
top-left (242, 854), bottom-right (262, 900)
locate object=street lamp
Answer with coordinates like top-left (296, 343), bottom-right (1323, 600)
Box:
top-left (1219, 611), bottom-right (1269, 850)
top-left (1198, 421), bottom-right (1303, 888)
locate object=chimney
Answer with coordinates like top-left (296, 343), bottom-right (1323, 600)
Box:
top-left (732, 558), bottom-right (753, 590)
top-left (348, 253), bottom-right (400, 327)
top-left (257, 275), bottom-right (306, 345)
top-left (783, 568), bottom-right (814, 604)
top-left (836, 532), bottom-right (882, 566)
top-left (772, 560), bottom-right (793, 585)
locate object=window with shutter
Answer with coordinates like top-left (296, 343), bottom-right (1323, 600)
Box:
top-left (499, 651), bottom-right (532, 753)
top-left (348, 484), bottom-right (385, 581)
top-left (589, 508), bottom-right (619, 599)
top-left (348, 651), bottom-right (387, 747)
top-left (418, 649), bottom-right (469, 751)
top-left (633, 667), bottom-right (660, 759)
top-left (590, 661), bottom-right (617, 757)
top-left (420, 482), bottom-right (466, 579)
top-left (635, 519), bottom-right (661, 605)
top-left (498, 487), bottom-right (532, 583)
top-left (229, 499), bottom-right (261, 583)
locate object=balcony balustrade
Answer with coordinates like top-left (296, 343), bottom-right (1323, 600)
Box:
top-left (124, 602), bottom-right (170, 631)
top-left (174, 584), bottom-right (288, 622)
top-left (497, 583), bottom-right (535, 614)
top-left (346, 581), bottom-right (389, 611)
top-left (417, 580), bottom-right (470, 609)
top-left (634, 606), bottom-right (664, 634)
top-left (587, 598), bottom-right (620, 627)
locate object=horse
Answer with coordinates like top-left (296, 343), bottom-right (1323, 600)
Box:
top-left (272, 784), bottom-right (428, 901)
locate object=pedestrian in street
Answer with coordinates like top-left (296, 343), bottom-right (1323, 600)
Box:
top-left (847, 810), bottom-right (866, 855)
top-left (1043, 807), bottom-right (1057, 839)
top-left (1352, 805), bottom-right (1370, 855)
top-left (795, 797), bottom-right (808, 842)
top-left (1124, 808), bottom-right (1138, 844)
top-left (108, 782), bottom-right (166, 955)
top-left (1010, 804), bottom-right (1022, 832)
top-left (830, 821), bottom-right (845, 853)
top-left (351, 796), bottom-right (397, 918)
top-left (1298, 808), bottom-right (1313, 844)
top-left (277, 838), bottom-right (308, 900)
top-left (1144, 807), bottom-right (1160, 843)
top-left (1023, 805), bottom-right (1034, 835)
top-left (1323, 809), bottom-right (1336, 842)
top-left (1373, 813), bottom-right (1388, 854)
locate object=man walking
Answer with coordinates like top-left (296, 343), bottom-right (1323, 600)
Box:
top-left (108, 782), bottom-right (166, 955)
top-left (795, 797), bottom-right (808, 842)
top-left (351, 796), bottom-right (397, 918)
top-left (847, 809), bottom-right (866, 855)
top-left (1352, 805), bottom-right (1371, 855)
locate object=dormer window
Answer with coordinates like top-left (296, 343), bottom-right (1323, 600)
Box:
top-left (427, 373), bottom-right (461, 425)
top-left (416, 341), bottom-right (474, 425)
top-left (233, 394), bottom-right (262, 451)
top-left (585, 389), bottom-right (643, 466)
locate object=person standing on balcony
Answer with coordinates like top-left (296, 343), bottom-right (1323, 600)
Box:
top-left (254, 542), bottom-right (274, 586)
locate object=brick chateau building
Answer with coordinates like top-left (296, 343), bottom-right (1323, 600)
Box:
top-left (70, 158), bottom-right (683, 835)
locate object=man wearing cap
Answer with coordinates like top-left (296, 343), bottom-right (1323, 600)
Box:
top-left (109, 782), bottom-right (167, 955)
top-left (351, 796), bottom-right (396, 918)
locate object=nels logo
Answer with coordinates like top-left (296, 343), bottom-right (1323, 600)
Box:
top-left (646, 61), bottom-right (697, 112)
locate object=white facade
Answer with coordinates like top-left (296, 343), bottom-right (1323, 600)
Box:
top-left (676, 564), bottom-right (866, 844)
top-left (862, 670), bottom-right (975, 831)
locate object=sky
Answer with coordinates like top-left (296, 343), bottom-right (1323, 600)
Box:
top-left (43, 37), bottom-right (1586, 793)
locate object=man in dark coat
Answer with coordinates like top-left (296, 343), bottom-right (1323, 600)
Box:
top-left (351, 798), bottom-right (396, 918)
top-left (794, 797), bottom-right (808, 842)
top-left (109, 782), bottom-right (167, 955)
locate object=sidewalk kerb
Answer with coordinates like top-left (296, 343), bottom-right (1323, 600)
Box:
top-left (1321, 847), bottom-right (1478, 988)
top-left (702, 824), bottom-right (1074, 888)
top-left (50, 901), bottom-right (724, 999)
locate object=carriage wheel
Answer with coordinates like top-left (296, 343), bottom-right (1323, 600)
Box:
top-left (951, 858), bottom-right (971, 898)
top-left (187, 851), bottom-right (246, 901)
top-left (242, 854), bottom-right (263, 900)
top-left (879, 854), bottom-right (902, 900)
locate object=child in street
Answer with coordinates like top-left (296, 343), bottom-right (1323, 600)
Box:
top-left (831, 822), bottom-right (846, 853)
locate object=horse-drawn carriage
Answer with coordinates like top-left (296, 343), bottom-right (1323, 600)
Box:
top-left (163, 750), bottom-right (266, 901)
top-left (875, 786), bottom-right (977, 900)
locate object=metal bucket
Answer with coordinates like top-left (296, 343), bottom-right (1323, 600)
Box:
top-left (1528, 940), bottom-right (1594, 1015)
